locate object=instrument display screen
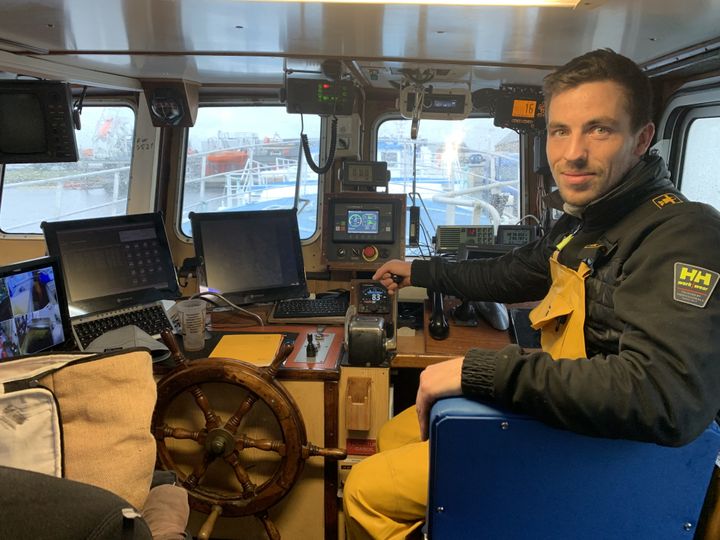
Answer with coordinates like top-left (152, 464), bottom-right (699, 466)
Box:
top-left (331, 200), bottom-right (395, 243)
top-left (358, 283), bottom-right (391, 314)
top-left (511, 99), bottom-right (537, 119)
top-left (347, 210), bottom-right (379, 234)
top-left (496, 225), bottom-right (537, 246)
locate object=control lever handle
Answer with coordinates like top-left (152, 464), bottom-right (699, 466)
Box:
top-left (428, 290), bottom-right (450, 340)
top-left (453, 299), bottom-right (476, 322)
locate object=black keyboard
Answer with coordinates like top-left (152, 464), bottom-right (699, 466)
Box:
top-left (73, 304), bottom-right (174, 349)
top-left (273, 297), bottom-right (349, 319)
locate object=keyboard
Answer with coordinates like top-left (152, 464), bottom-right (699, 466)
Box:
top-left (271, 297), bottom-right (349, 322)
top-left (73, 304), bottom-right (174, 349)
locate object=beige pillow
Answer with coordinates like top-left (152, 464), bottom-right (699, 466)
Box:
top-left (40, 350), bottom-right (157, 509)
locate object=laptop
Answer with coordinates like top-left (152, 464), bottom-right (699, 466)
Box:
top-left (0, 256), bottom-right (72, 360)
top-left (41, 213), bottom-right (182, 350)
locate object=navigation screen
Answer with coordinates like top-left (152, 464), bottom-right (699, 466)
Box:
top-left (347, 210), bottom-right (379, 234)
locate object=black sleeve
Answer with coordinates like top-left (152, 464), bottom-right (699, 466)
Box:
top-left (410, 228), bottom-right (559, 303)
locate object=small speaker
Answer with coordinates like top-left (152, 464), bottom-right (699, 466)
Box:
top-left (142, 80), bottom-right (200, 128)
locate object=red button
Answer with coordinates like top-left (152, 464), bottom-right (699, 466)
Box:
top-left (362, 246), bottom-right (378, 261)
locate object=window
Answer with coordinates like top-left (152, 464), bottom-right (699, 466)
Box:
top-left (180, 105), bottom-right (321, 239)
top-left (678, 112), bottom-right (720, 209)
top-left (376, 117), bottom-right (521, 255)
top-left (0, 105), bottom-right (135, 234)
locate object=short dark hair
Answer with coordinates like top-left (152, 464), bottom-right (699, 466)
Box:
top-left (543, 49), bottom-right (653, 131)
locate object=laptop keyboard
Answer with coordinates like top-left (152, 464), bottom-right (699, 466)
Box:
top-left (73, 304), bottom-right (173, 349)
top-left (273, 297), bottom-right (349, 319)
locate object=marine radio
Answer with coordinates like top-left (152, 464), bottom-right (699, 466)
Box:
top-left (322, 193), bottom-right (406, 270)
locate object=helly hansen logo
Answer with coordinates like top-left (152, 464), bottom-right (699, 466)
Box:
top-left (679, 266), bottom-right (713, 285)
top-left (673, 263), bottom-right (719, 308)
top-left (653, 193), bottom-right (683, 208)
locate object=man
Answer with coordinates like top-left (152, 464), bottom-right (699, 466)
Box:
top-left (342, 49), bottom-right (720, 540)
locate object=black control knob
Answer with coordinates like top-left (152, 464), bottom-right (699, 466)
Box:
top-left (306, 333), bottom-right (317, 357)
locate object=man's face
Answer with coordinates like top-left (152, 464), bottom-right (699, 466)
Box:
top-left (546, 80), bottom-right (655, 207)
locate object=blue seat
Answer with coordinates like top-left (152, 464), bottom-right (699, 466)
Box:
top-left (427, 397), bottom-right (720, 540)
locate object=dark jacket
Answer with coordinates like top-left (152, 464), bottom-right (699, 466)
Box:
top-left (411, 155), bottom-right (720, 446)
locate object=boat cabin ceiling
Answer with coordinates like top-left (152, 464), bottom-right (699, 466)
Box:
top-left (1, 0), bottom-right (720, 90)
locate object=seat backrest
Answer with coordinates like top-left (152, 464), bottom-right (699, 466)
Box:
top-left (427, 397), bottom-right (720, 540)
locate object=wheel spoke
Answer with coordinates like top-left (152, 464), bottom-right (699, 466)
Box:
top-left (302, 443), bottom-right (347, 460)
top-left (237, 435), bottom-right (287, 456)
top-left (184, 452), bottom-right (214, 491)
top-left (223, 393), bottom-right (259, 434)
top-left (188, 384), bottom-right (222, 430)
top-left (256, 510), bottom-right (281, 540)
top-left (154, 423), bottom-right (206, 444)
top-left (225, 451), bottom-right (257, 498)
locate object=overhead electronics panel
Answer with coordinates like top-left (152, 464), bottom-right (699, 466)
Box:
top-left (284, 78), bottom-right (356, 116)
top-left (399, 86), bottom-right (472, 120)
top-left (322, 193), bottom-right (406, 270)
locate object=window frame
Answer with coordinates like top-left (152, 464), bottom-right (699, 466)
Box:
top-left (670, 104), bottom-right (720, 197)
top-left (371, 111), bottom-right (526, 253)
top-left (656, 78), bottom-right (720, 188)
top-left (0, 97), bottom-right (139, 239)
top-left (175, 98), bottom-right (327, 245)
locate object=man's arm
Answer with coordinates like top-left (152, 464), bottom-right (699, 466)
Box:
top-left (410, 233), bottom-right (555, 304)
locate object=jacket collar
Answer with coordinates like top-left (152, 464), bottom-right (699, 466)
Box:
top-left (544, 154), bottom-right (673, 228)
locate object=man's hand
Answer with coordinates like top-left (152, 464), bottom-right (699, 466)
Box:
top-left (416, 356), bottom-right (464, 440)
top-left (372, 260), bottom-right (412, 295)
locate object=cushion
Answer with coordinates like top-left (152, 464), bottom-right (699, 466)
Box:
top-left (0, 387), bottom-right (62, 477)
top-left (39, 350), bottom-right (157, 509)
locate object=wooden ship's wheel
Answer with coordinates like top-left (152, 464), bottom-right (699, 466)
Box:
top-left (152, 330), bottom-right (346, 539)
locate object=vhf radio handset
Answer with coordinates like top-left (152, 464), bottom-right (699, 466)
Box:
top-left (428, 290), bottom-right (450, 340)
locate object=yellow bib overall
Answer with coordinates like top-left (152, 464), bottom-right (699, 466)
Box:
top-left (529, 250), bottom-right (591, 360)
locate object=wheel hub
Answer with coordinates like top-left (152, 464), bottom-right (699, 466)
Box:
top-left (205, 427), bottom-right (236, 457)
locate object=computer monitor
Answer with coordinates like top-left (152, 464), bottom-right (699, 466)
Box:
top-left (41, 212), bottom-right (181, 316)
top-left (0, 257), bottom-right (72, 359)
top-left (190, 209), bottom-right (308, 305)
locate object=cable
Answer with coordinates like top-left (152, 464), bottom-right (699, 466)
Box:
top-left (190, 291), bottom-right (264, 327)
top-left (301, 115), bottom-right (338, 174)
top-left (72, 86), bottom-right (88, 130)
top-left (516, 214), bottom-right (541, 226)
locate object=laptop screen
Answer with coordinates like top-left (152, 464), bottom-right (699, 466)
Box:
top-left (41, 213), bottom-right (181, 317)
top-left (0, 257), bottom-right (71, 360)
